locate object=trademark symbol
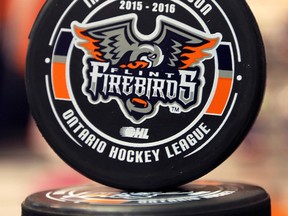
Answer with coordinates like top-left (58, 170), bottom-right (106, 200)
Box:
top-left (169, 106), bottom-right (181, 114)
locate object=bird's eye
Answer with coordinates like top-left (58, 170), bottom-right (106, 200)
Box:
top-left (150, 54), bottom-right (157, 59)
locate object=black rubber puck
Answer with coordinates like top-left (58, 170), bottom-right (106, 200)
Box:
top-left (22, 181), bottom-right (271, 216)
top-left (26, 0), bottom-right (266, 190)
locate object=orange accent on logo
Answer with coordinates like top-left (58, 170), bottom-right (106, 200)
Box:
top-left (73, 25), bottom-right (104, 62)
top-left (206, 78), bottom-right (232, 115)
top-left (74, 193), bottom-right (129, 205)
top-left (84, 198), bottom-right (128, 204)
top-left (180, 38), bottom-right (219, 69)
top-left (120, 61), bottom-right (149, 69)
top-left (132, 98), bottom-right (148, 107)
top-left (52, 62), bottom-right (70, 100)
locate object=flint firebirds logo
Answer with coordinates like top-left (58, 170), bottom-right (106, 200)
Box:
top-left (72, 14), bottom-right (222, 124)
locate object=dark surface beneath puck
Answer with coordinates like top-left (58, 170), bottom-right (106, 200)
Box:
top-left (22, 181), bottom-right (270, 216)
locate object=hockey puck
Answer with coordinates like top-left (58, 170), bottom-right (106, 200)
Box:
top-left (22, 181), bottom-right (271, 216)
top-left (26, 0), bottom-right (266, 190)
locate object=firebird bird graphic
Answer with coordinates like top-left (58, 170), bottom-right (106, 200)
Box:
top-left (72, 14), bottom-right (221, 70)
top-left (71, 14), bottom-right (222, 123)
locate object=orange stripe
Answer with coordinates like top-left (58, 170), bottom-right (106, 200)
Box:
top-left (52, 62), bottom-right (70, 100)
top-left (86, 199), bottom-right (128, 204)
top-left (206, 78), bottom-right (232, 115)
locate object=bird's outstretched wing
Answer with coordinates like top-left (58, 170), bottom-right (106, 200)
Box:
top-left (71, 15), bottom-right (140, 66)
top-left (154, 16), bottom-right (222, 69)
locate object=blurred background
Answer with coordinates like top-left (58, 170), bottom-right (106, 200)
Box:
top-left (0, 0), bottom-right (287, 215)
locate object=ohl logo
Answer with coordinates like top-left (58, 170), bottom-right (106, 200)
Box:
top-left (71, 13), bottom-right (222, 124)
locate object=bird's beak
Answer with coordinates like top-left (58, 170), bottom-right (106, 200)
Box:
top-left (140, 56), bottom-right (152, 68)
